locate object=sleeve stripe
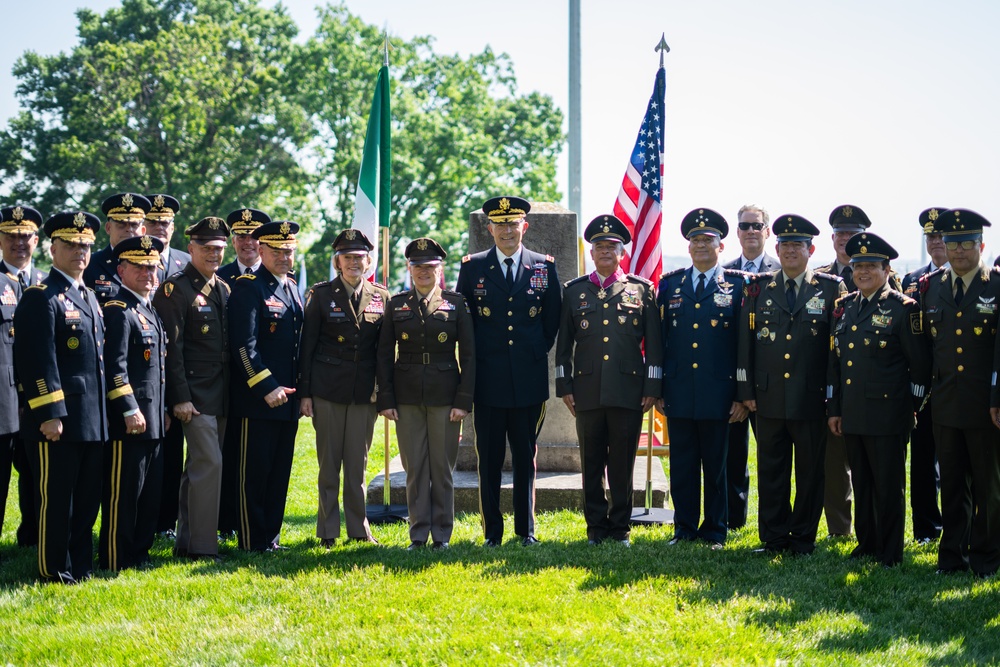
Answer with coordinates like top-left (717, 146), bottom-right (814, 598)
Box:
top-left (647, 366), bottom-right (662, 380)
top-left (247, 368), bottom-right (273, 388)
top-left (108, 385), bottom-right (134, 400)
top-left (28, 390), bottom-right (66, 410)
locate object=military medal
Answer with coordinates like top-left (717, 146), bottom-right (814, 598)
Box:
top-left (67, 337), bottom-right (79, 350)
top-left (618, 315), bottom-right (626, 324)
top-left (597, 288), bottom-right (607, 300)
top-left (201, 324), bottom-right (209, 334)
top-left (144, 349), bottom-right (151, 361)
top-left (580, 320), bottom-right (589, 330)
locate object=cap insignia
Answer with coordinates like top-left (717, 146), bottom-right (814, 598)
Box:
top-left (417, 238), bottom-right (428, 250)
top-left (122, 193), bottom-right (134, 208)
top-left (842, 205), bottom-right (853, 218)
top-left (279, 222), bottom-right (291, 235)
top-left (345, 229), bottom-right (357, 240)
top-left (154, 195), bottom-right (166, 208)
top-left (141, 235), bottom-right (153, 249)
top-left (929, 208), bottom-right (939, 221)
top-left (499, 197), bottom-right (511, 212)
top-left (242, 209), bottom-right (252, 222)
top-left (208, 218), bottom-right (219, 230)
top-left (73, 212), bottom-right (86, 228)
top-left (860, 246), bottom-right (868, 254)
top-left (602, 223), bottom-right (610, 233)
top-left (12, 207), bottom-right (23, 221)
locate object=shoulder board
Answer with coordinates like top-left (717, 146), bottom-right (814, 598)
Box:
top-left (886, 290), bottom-right (916, 306)
top-left (812, 262), bottom-right (834, 273)
top-left (627, 274), bottom-right (653, 286)
top-left (220, 280), bottom-right (231, 294)
top-left (545, 255), bottom-right (554, 263)
top-left (25, 284), bottom-right (45, 291)
top-left (812, 271), bottom-right (841, 282)
top-left (722, 268), bottom-right (748, 279)
top-left (564, 275), bottom-right (590, 288)
top-left (392, 290), bottom-right (409, 298)
top-left (659, 267), bottom-right (685, 281)
top-left (105, 300), bottom-right (128, 309)
top-left (462, 255), bottom-right (471, 263)
top-left (237, 274), bottom-right (255, 280)
top-left (372, 281), bottom-right (388, 290)
top-left (749, 272), bottom-right (773, 283)
top-left (441, 288), bottom-right (462, 297)
top-left (312, 280), bottom-right (330, 288)
top-left (925, 266), bottom-right (947, 280)
top-left (836, 291), bottom-right (858, 306)
top-left (287, 276), bottom-right (297, 285)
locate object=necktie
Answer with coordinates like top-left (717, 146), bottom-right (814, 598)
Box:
top-left (419, 296), bottom-right (429, 318)
top-left (504, 257), bottom-right (514, 289)
top-left (841, 265), bottom-right (853, 288)
top-left (17, 271), bottom-right (27, 289)
top-left (244, 266), bottom-right (253, 275)
top-left (955, 277), bottom-right (965, 303)
top-left (860, 297), bottom-right (869, 312)
top-left (695, 273), bottom-right (706, 298)
top-left (785, 278), bottom-right (796, 310)
top-left (352, 289), bottom-right (362, 313)
top-left (743, 259), bottom-right (755, 274)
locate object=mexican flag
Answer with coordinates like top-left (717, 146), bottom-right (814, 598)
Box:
top-left (352, 64), bottom-right (391, 280)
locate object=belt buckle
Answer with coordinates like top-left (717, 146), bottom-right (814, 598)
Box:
top-left (422, 352), bottom-right (430, 364)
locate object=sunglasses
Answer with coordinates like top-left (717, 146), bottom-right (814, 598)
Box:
top-left (945, 240), bottom-right (979, 250)
top-left (738, 222), bottom-right (765, 231)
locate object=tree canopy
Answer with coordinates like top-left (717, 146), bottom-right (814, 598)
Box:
top-left (0, 0), bottom-right (564, 286)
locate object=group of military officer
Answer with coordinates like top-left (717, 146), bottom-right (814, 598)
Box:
top-left (2, 190), bottom-right (999, 581)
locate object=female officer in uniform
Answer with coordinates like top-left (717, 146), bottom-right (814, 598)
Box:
top-left (377, 238), bottom-right (475, 550)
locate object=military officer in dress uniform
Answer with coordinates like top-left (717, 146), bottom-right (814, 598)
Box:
top-left (216, 207), bottom-right (269, 537)
top-left (921, 209), bottom-right (1000, 578)
top-left (0, 204), bottom-right (44, 548)
top-left (456, 196), bottom-right (561, 547)
top-left (145, 194), bottom-right (190, 285)
top-left (556, 215), bottom-right (661, 546)
top-left (722, 203), bottom-right (781, 530)
top-left (900, 208), bottom-right (949, 545)
top-left (13, 211), bottom-right (107, 584)
top-left (228, 221), bottom-right (303, 552)
top-left (827, 233), bottom-right (930, 567)
top-left (738, 214), bottom-right (846, 554)
top-left (217, 208), bottom-right (270, 287)
top-left (152, 216), bottom-right (231, 562)
top-left (83, 193), bottom-right (150, 306)
top-left (99, 235), bottom-right (168, 571)
top-left (0, 259), bottom-right (22, 544)
top-left (659, 208), bottom-right (748, 548)
top-left (377, 238), bottom-right (475, 550)
top-left (299, 229), bottom-right (389, 547)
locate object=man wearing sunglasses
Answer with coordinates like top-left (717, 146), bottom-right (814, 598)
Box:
top-left (722, 204), bottom-right (779, 530)
top-left (919, 209), bottom-right (1000, 578)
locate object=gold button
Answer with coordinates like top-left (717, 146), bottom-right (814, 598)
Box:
top-left (695, 303), bottom-right (701, 309)
top-left (508, 297), bottom-right (513, 302)
top-left (957, 311), bottom-right (962, 318)
top-left (786, 334), bottom-right (792, 341)
top-left (958, 365), bottom-right (964, 372)
top-left (784, 353), bottom-right (790, 360)
top-left (956, 329), bottom-right (962, 336)
top-left (508, 340), bottom-right (513, 346)
top-left (508, 326), bottom-right (514, 331)
top-left (784, 372), bottom-right (790, 379)
top-left (847, 361), bottom-right (853, 367)
top-left (846, 379), bottom-right (852, 385)
top-left (851, 325), bottom-right (857, 331)
top-left (508, 311), bottom-right (513, 316)
top-left (604, 354), bottom-right (609, 361)
top-left (603, 337), bottom-right (609, 342)
top-left (693, 323), bottom-right (699, 329)
top-left (848, 343), bottom-right (854, 349)
top-left (693, 362), bottom-right (699, 369)
top-left (692, 343), bottom-right (698, 349)
top-left (603, 320), bottom-right (609, 325)
top-left (604, 303), bottom-right (609, 309)
top-left (957, 347), bottom-right (963, 354)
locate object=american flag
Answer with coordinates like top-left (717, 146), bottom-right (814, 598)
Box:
top-left (613, 67), bottom-right (665, 282)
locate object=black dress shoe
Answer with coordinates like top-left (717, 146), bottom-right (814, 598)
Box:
top-left (521, 536), bottom-right (541, 547)
top-left (431, 541), bottom-right (449, 550)
top-left (483, 539), bottom-right (501, 548)
top-left (407, 540), bottom-right (426, 551)
top-left (668, 537), bottom-right (683, 546)
top-left (348, 536), bottom-right (380, 545)
top-left (320, 538), bottom-right (336, 549)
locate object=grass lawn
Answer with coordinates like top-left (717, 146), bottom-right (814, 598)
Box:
top-left (1, 419), bottom-right (998, 666)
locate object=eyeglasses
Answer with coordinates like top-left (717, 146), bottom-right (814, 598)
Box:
top-left (737, 222), bottom-right (765, 231)
top-left (945, 240), bottom-right (979, 250)
top-left (689, 236), bottom-right (718, 247)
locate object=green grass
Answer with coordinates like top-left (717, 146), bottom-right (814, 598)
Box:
top-left (2, 421), bottom-right (999, 665)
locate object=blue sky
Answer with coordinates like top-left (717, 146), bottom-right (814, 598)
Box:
top-left (3, 0), bottom-right (999, 269)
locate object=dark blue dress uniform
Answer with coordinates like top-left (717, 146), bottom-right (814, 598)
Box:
top-left (556, 215), bottom-right (662, 544)
top-left (0, 204), bottom-right (41, 548)
top-left (0, 271), bottom-right (23, 543)
top-left (227, 221), bottom-right (303, 551)
top-left (83, 193), bottom-right (151, 306)
top-left (13, 211), bottom-right (107, 583)
top-left (98, 236), bottom-right (168, 571)
top-left (827, 233), bottom-right (931, 566)
top-left (455, 196), bottom-right (562, 545)
top-left (217, 208), bottom-right (270, 288)
top-left (900, 207), bottom-right (948, 543)
top-left (737, 214), bottom-right (847, 553)
top-left (659, 208), bottom-right (747, 546)
top-left (921, 209), bottom-right (1000, 576)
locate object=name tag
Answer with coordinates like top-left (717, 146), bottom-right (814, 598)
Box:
top-left (195, 306), bottom-right (212, 313)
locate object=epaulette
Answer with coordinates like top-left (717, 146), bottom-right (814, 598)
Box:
top-left (659, 267), bottom-right (685, 282)
top-left (25, 284), bottom-right (45, 291)
top-left (625, 274), bottom-right (653, 287)
top-left (442, 288), bottom-right (462, 297)
top-left (105, 300), bottom-right (127, 309)
top-left (722, 267), bottom-right (750, 279)
top-left (749, 272), bottom-right (773, 283)
top-left (237, 273), bottom-right (256, 280)
top-left (812, 271), bottom-right (841, 282)
top-left (545, 254), bottom-right (554, 263)
top-left (311, 280), bottom-right (331, 289)
top-left (564, 275), bottom-right (590, 288)
top-left (925, 266), bottom-right (947, 281)
top-left (462, 255), bottom-right (471, 263)
top-left (835, 291), bottom-right (858, 307)
top-left (372, 281), bottom-right (388, 290)
top-left (392, 290), bottom-right (409, 299)
top-left (886, 290), bottom-right (916, 306)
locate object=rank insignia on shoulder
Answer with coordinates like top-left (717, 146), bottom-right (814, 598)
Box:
top-left (105, 300), bottom-right (127, 308)
top-left (462, 255), bottom-right (471, 263)
top-left (545, 255), bottom-right (554, 262)
top-left (237, 274), bottom-right (256, 280)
